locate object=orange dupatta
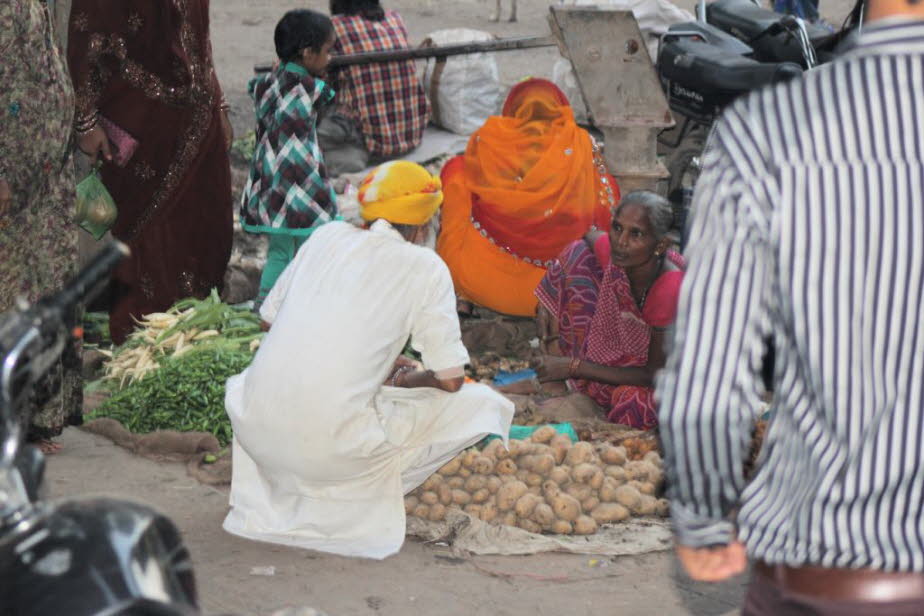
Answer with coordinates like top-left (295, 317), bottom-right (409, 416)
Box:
top-left (437, 79), bottom-right (616, 316)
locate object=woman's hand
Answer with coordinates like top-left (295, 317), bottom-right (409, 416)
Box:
top-left (221, 109), bottom-right (233, 151)
top-left (536, 306), bottom-right (562, 355)
top-left (532, 355), bottom-right (573, 383)
top-left (77, 126), bottom-right (112, 164)
top-left (0, 178), bottom-right (11, 218)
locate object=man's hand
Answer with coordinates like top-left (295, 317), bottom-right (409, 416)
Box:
top-left (384, 356), bottom-right (421, 385)
top-left (675, 542), bottom-right (748, 582)
top-left (393, 355), bottom-right (420, 370)
top-left (532, 355), bottom-right (571, 383)
top-left (78, 126), bottom-right (112, 164)
top-left (0, 178), bottom-right (11, 219)
top-left (221, 109), bottom-right (233, 151)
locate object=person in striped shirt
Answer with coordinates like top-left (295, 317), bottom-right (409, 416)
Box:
top-left (658, 0), bottom-right (924, 612)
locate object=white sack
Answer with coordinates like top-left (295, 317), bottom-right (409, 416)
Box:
top-left (421, 29), bottom-right (502, 136)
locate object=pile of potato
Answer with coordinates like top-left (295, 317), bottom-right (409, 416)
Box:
top-left (405, 427), bottom-right (668, 536)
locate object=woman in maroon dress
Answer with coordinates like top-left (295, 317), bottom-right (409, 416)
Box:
top-left (68, 0), bottom-right (233, 344)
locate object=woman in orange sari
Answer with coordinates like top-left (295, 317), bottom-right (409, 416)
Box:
top-left (436, 78), bottom-right (617, 317)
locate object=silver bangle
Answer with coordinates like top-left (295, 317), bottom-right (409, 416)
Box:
top-left (391, 366), bottom-right (413, 387)
top-left (74, 110), bottom-right (99, 135)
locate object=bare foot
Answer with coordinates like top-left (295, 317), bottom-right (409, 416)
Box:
top-left (36, 439), bottom-right (62, 455)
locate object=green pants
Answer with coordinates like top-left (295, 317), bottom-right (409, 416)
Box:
top-left (257, 234), bottom-right (308, 304)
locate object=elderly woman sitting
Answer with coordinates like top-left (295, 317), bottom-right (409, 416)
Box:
top-left (530, 191), bottom-right (685, 430)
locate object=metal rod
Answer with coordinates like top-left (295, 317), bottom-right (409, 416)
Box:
top-left (253, 35), bottom-right (557, 74)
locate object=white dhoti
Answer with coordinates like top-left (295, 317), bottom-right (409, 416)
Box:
top-left (222, 222), bottom-right (514, 559)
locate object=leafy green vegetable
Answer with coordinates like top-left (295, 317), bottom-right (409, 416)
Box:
top-left (103, 290), bottom-right (264, 387)
top-left (83, 311), bottom-right (111, 345)
top-left (231, 131), bottom-right (256, 163)
top-left (89, 346), bottom-right (252, 446)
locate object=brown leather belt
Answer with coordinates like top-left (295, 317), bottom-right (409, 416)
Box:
top-left (755, 561), bottom-right (924, 603)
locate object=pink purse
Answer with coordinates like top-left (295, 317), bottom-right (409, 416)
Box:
top-left (98, 116), bottom-right (139, 167)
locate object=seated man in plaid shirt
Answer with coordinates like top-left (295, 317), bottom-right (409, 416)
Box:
top-left (320, 0), bottom-right (430, 175)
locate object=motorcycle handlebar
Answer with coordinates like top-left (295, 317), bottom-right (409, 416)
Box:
top-left (41, 241), bottom-right (129, 329)
top-left (1, 241), bottom-right (128, 472)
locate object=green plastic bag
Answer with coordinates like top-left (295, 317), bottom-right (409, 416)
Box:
top-left (75, 168), bottom-right (117, 240)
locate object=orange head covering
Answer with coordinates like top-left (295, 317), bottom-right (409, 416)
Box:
top-left (501, 77), bottom-right (569, 117)
top-left (462, 78), bottom-right (613, 262)
top-left (436, 78), bottom-right (618, 316)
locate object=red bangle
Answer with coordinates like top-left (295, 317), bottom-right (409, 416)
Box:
top-left (568, 357), bottom-right (582, 379)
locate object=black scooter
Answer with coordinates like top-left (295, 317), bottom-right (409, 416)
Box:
top-left (0, 243), bottom-right (200, 615)
top-left (656, 19), bottom-right (803, 242)
top-left (655, 0), bottom-right (863, 241)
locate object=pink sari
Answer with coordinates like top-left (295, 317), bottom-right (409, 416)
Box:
top-left (536, 238), bottom-right (684, 429)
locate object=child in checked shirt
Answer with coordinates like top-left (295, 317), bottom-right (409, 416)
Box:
top-left (240, 9), bottom-right (340, 307)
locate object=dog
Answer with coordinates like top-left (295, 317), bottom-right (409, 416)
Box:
top-left (490, 0), bottom-right (518, 22)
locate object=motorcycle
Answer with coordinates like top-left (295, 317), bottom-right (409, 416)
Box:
top-left (657, 21), bottom-right (803, 243)
top-left (656, 0), bottom-right (863, 242)
top-left (705, 0), bottom-right (855, 68)
top-left (705, 0), bottom-right (833, 68)
top-left (0, 242), bottom-right (201, 615)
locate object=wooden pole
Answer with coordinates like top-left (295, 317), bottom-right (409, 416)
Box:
top-left (253, 35), bottom-right (557, 74)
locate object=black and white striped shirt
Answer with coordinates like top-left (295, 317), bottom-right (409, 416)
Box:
top-left (658, 18), bottom-right (924, 571)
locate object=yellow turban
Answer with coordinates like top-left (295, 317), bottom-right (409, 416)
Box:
top-left (358, 160), bottom-right (443, 226)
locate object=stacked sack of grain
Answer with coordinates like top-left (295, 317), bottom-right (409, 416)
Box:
top-left (405, 426), bottom-right (668, 535)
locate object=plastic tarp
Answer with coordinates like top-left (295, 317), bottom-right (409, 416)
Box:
top-left (407, 508), bottom-right (673, 556)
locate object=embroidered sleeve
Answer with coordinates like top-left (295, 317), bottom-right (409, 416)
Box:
top-left (68, 2), bottom-right (212, 117)
top-left (67, 1), bottom-right (131, 120)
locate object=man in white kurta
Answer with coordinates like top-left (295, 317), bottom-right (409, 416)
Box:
top-left (223, 162), bottom-right (514, 559)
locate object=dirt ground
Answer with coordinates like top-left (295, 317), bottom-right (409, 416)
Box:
top-left (54, 1), bottom-right (858, 614)
top-left (48, 428), bottom-right (747, 616)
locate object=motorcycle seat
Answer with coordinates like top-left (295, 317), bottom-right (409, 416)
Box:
top-left (707, 0), bottom-right (833, 46)
top-left (661, 35), bottom-right (802, 94)
top-left (665, 21), bottom-right (754, 56)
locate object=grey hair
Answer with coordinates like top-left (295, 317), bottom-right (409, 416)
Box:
top-left (615, 190), bottom-right (674, 240)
